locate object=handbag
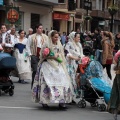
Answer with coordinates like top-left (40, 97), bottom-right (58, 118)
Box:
top-left (106, 58), bottom-right (113, 64)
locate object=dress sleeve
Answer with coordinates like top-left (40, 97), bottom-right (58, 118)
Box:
top-left (26, 38), bottom-right (31, 56)
top-left (5, 34), bottom-right (14, 47)
top-left (65, 42), bottom-right (81, 58)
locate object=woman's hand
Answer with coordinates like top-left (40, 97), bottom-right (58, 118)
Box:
top-left (75, 57), bottom-right (81, 61)
top-left (9, 41), bottom-right (12, 44)
top-left (54, 53), bottom-right (59, 59)
top-left (68, 55), bottom-right (80, 61)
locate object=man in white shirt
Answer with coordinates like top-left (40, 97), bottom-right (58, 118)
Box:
top-left (28, 23), bottom-right (48, 88)
top-left (0, 24), bottom-right (14, 52)
top-left (10, 26), bottom-right (17, 42)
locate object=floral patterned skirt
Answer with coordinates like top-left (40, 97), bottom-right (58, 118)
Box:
top-left (67, 64), bottom-right (79, 97)
top-left (32, 62), bottom-right (72, 104)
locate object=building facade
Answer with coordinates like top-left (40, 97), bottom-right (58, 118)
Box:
top-left (74, 0), bottom-right (120, 33)
top-left (0, 0), bottom-right (120, 34)
top-left (90, 0), bottom-right (120, 33)
top-left (0, 0), bottom-right (57, 33)
top-left (53, 0), bottom-right (76, 35)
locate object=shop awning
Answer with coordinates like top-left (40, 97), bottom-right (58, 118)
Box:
top-left (53, 13), bottom-right (70, 21)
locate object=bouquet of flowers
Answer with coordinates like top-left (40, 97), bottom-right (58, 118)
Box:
top-left (43, 48), bottom-right (62, 63)
top-left (24, 52), bottom-right (29, 62)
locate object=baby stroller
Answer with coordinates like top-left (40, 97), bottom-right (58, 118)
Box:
top-left (77, 60), bottom-right (112, 111)
top-left (0, 52), bottom-right (16, 96)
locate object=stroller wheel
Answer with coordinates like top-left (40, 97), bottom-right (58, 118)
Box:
top-left (97, 104), bottom-right (106, 111)
top-left (78, 100), bottom-right (86, 108)
top-left (9, 89), bottom-right (14, 96)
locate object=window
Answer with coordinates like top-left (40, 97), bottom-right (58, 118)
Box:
top-left (58, 0), bottom-right (65, 3)
top-left (107, 0), bottom-right (112, 7)
top-left (102, 0), bottom-right (105, 10)
top-left (80, 0), bottom-right (84, 8)
top-left (68, 0), bottom-right (76, 11)
top-left (31, 13), bottom-right (40, 33)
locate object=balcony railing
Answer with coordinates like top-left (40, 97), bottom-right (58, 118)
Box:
top-left (54, 3), bottom-right (67, 9)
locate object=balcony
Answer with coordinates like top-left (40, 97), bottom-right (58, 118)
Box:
top-left (91, 10), bottom-right (110, 19)
top-left (54, 3), bottom-right (67, 9)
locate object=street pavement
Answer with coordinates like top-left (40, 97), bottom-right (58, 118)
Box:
top-left (0, 68), bottom-right (119, 120)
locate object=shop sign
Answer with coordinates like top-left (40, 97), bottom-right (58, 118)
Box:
top-left (5, 7), bottom-right (20, 24)
top-left (53, 13), bottom-right (69, 21)
top-left (0, 0), bottom-right (3, 5)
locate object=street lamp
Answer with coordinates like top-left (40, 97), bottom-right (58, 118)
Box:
top-left (70, 14), bottom-right (75, 31)
top-left (108, 0), bottom-right (119, 32)
top-left (84, 0), bottom-right (92, 31)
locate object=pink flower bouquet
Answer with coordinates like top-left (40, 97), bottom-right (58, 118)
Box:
top-left (43, 48), bottom-right (62, 63)
top-left (43, 48), bottom-right (50, 57)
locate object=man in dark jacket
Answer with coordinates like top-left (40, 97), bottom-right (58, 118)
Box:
top-left (93, 28), bottom-right (102, 64)
top-left (114, 33), bottom-right (120, 54)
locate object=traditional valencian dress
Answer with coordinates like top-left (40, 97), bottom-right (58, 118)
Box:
top-left (108, 50), bottom-right (120, 116)
top-left (32, 31), bottom-right (72, 104)
top-left (64, 32), bottom-right (84, 97)
top-left (14, 37), bottom-right (32, 80)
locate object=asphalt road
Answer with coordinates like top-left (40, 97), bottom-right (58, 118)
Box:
top-left (0, 67), bottom-right (119, 120)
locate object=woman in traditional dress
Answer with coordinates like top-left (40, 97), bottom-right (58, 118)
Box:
top-left (108, 50), bottom-right (120, 120)
top-left (14, 30), bottom-right (31, 84)
top-left (64, 32), bottom-right (84, 99)
top-left (32, 30), bottom-right (72, 109)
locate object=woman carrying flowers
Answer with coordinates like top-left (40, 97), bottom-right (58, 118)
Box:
top-left (32, 30), bottom-right (72, 109)
top-left (14, 30), bottom-right (32, 84)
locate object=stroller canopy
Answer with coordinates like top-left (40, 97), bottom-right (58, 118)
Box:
top-left (0, 53), bottom-right (16, 69)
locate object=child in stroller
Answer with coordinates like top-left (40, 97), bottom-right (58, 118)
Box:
top-left (0, 52), bottom-right (16, 96)
top-left (77, 53), bottom-right (112, 111)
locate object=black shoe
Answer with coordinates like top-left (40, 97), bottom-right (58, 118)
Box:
top-left (42, 104), bottom-right (49, 109)
top-left (69, 100), bottom-right (76, 105)
top-left (72, 100), bottom-right (76, 104)
top-left (59, 103), bottom-right (67, 109)
top-left (18, 80), bottom-right (21, 83)
top-left (20, 80), bottom-right (27, 84)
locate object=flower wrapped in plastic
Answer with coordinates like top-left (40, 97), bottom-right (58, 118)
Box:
top-left (43, 48), bottom-right (62, 63)
top-left (78, 56), bottom-right (90, 74)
